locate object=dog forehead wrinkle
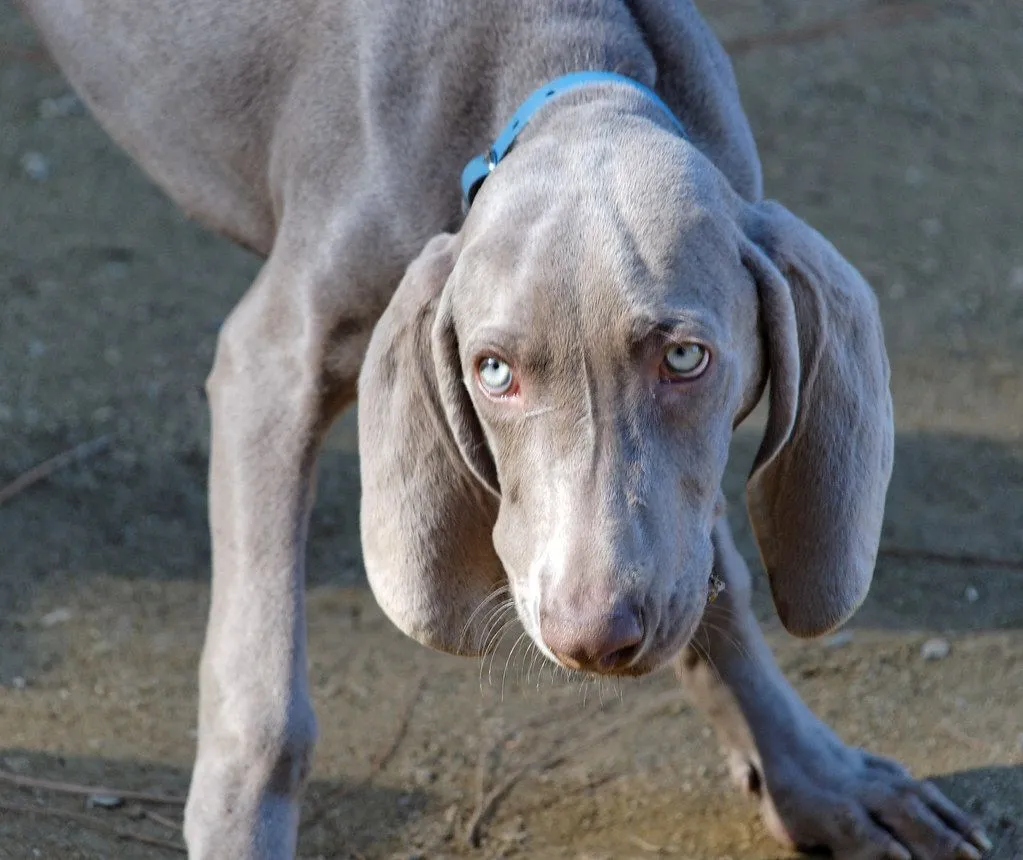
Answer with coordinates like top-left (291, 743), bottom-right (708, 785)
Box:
top-left (457, 204), bottom-right (584, 334)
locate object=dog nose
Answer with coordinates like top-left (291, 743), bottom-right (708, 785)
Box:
top-left (540, 600), bottom-right (644, 673)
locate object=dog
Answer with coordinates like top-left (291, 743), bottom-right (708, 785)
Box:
top-left (16, 0), bottom-right (991, 857)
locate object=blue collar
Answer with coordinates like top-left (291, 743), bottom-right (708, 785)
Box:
top-left (460, 70), bottom-right (685, 211)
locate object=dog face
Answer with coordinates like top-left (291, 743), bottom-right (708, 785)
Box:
top-left (443, 138), bottom-right (760, 673)
top-left (359, 122), bottom-right (892, 675)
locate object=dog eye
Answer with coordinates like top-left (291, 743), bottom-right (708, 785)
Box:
top-left (477, 356), bottom-right (515, 395)
top-left (662, 343), bottom-right (709, 379)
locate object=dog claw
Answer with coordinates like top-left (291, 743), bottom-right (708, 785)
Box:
top-left (970, 829), bottom-right (993, 853)
top-left (956, 843), bottom-right (982, 860)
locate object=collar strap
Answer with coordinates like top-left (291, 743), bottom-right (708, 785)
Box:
top-left (460, 70), bottom-right (685, 211)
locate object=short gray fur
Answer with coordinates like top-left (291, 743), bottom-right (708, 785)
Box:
top-left (15, 0), bottom-right (989, 857)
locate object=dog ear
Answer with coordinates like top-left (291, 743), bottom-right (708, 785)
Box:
top-left (740, 201), bottom-right (894, 637)
top-left (358, 233), bottom-right (506, 655)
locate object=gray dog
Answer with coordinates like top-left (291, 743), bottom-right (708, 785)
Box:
top-left (17, 0), bottom-right (991, 857)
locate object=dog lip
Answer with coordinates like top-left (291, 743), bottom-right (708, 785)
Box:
top-left (555, 657), bottom-right (658, 678)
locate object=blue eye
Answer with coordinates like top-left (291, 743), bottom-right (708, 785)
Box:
top-left (478, 356), bottom-right (514, 395)
top-left (663, 343), bottom-right (709, 378)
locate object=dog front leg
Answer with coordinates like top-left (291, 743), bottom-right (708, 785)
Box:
top-left (677, 519), bottom-right (991, 860)
top-left (183, 244), bottom-right (362, 859)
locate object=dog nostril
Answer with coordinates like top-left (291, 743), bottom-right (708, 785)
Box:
top-left (590, 602), bottom-right (644, 671)
top-left (599, 642), bottom-right (640, 671)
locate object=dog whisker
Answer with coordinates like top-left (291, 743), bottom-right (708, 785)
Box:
top-left (460, 585), bottom-right (511, 651)
top-left (501, 630), bottom-right (528, 701)
top-left (478, 604), bottom-right (516, 691)
top-left (699, 616), bottom-right (758, 667)
top-left (477, 599), bottom-right (515, 653)
top-left (485, 618), bottom-right (520, 689)
top-left (689, 632), bottom-right (724, 687)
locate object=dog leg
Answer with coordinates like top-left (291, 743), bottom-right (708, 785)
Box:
top-left (183, 228), bottom-right (378, 859)
top-left (676, 518), bottom-right (991, 860)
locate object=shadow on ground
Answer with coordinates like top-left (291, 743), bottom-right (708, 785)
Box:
top-left (1, 757), bottom-right (1020, 859)
top-left (931, 766), bottom-right (1023, 860)
top-left (0, 749), bottom-right (427, 860)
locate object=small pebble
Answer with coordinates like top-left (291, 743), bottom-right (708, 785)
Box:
top-left (86, 793), bottom-right (124, 810)
top-left (19, 151), bottom-right (50, 181)
top-left (887, 281), bottom-right (907, 301)
top-left (2, 756), bottom-right (30, 773)
top-left (12, 676), bottom-right (27, 690)
top-left (921, 638), bottom-right (951, 661)
top-left (40, 607), bottom-right (73, 627)
top-left (411, 767), bottom-right (435, 786)
top-left (38, 93), bottom-right (82, 119)
top-left (964, 586), bottom-right (980, 603)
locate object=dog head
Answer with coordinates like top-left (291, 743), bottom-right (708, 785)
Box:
top-left (359, 111), bottom-right (892, 674)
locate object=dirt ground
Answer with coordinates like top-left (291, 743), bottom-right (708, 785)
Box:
top-left (2, 1), bottom-right (1022, 858)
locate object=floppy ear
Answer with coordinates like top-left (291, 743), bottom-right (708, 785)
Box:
top-left (740, 201), bottom-right (894, 637)
top-left (358, 233), bottom-right (506, 656)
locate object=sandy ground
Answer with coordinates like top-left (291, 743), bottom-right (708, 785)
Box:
top-left (1, 1), bottom-right (1022, 858)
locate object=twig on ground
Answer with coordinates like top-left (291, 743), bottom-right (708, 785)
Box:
top-left (937, 719), bottom-right (995, 753)
top-left (466, 724), bottom-right (505, 849)
top-left (515, 771), bottom-right (618, 818)
top-left (465, 689), bottom-right (683, 847)
top-left (0, 801), bottom-right (186, 854)
top-left (0, 769), bottom-right (185, 806)
top-left (464, 684), bottom-right (628, 847)
top-left (365, 675), bottom-right (427, 776)
top-left (465, 759), bottom-right (533, 848)
top-left (879, 545), bottom-right (1023, 572)
top-left (0, 435), bottom-right (111, 507)
top-left (627, 833), bottom-right (667, 854)
top-left (723, 3), bottom-right (934, 57)
top-left (301, 674), bottom-right (426, 831)
top-left (140, 809), bottom-right (184, 832)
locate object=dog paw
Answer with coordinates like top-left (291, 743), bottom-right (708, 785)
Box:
top-left (731, 739), bottom-right (992, 860)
